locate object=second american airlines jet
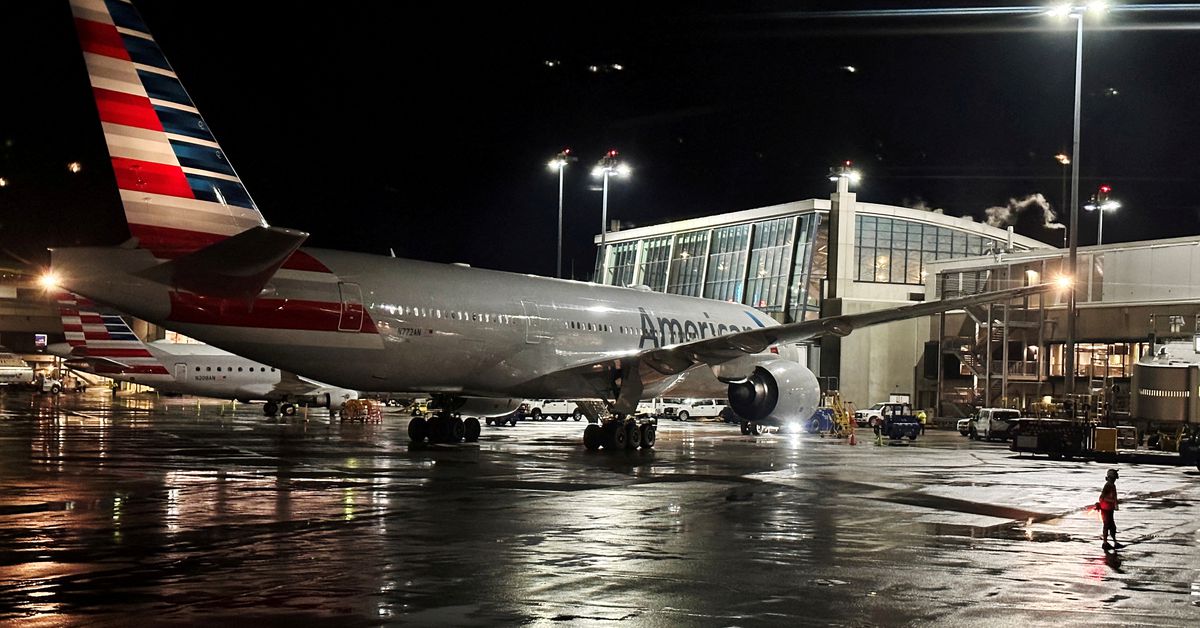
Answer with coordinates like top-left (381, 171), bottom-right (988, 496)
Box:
top-left (50, 292), bottom-right (358, 416)
top-left (51, 0), bottom-right (1057, 450)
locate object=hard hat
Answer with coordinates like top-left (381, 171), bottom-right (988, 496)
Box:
top-left (1106, 469), bottom-right (1119, 480)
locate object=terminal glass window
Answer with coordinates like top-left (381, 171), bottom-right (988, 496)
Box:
top-left (745, 217), bottom-right (795, 312)
top-left (855, 215), bottom-right (1010, 285)
top-left (1048, 342), bottom-right (1148, 379)
top-left (638, 236), bottom-right (672, 291)
top-left (605, 241), bottom-right (638, 287)
top-left (667, 231), bottom-right (708, 297)
top-left (704, 224), bottom-right (750, 302)
top-left (790, 214), bottom-right (826, 322)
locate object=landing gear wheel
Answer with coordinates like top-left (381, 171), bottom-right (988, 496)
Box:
top-left (607, 422), bottom-right (627, 449)
top-left (625, 422), bottom-right (642, 449)
top-left (428, 416), bottom-right (450, 443)
top-left (464, 417), bottom-right (481, 442)
top-left (408, 416), bottom-right (428, 443)
top-left (263, 401), bottom-right (279, 417)
top-left (450, 416), bottom-right (466, 443)
top-left (282, 403), bottom-right (297, 416)
top-left (573, 409), bottom-right (584, 421)
top-left (639, 423), bottom-right (656, 449)
top-left (583, 424), bottom-right (603, 451)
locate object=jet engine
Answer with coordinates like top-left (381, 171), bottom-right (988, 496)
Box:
top-left (727, 360), bottom-right (821, 426)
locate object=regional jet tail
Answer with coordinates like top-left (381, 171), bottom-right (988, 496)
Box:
top-left (54, 292), bottom-right (357, 416)
top-left (51, 0), bottom-right (1063, 450)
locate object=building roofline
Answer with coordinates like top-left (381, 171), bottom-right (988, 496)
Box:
top-left (595, 198), bottom-right (1052, 249)
top-left (925, 233), bottom-right (1200, 275)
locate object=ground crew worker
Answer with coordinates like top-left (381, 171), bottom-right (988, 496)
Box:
top-left (1098, 468), bottom-right (1121, 549)
top-left (873, 417), bottom-right (884, 445)
top-left (916, 409), bottom-right (927, 435)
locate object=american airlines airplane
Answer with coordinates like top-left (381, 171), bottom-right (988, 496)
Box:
top-left (48, 292), bottom-right (358, 416)
top-left (0, 350), bottom-right (36, 386)
top-left (50, 0), bottom-right (1057, 450)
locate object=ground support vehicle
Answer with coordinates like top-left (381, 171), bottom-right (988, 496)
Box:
top-left (881, 413), bottom-right (921, 441)
top-left (856, 402), bottom-right (915, 430)
top-left (969, 408), bottom-right (1022, 441)
top-left (854, 403), bottom-right (920, 440)
top-left (1009, 418), bottom-right (1199, 469)
top-left (957, 417), bottom-right (972, 436)
top-left (668, 399), bottom-right (727, 422)
top-left (854, 402), bottom-right (889, 428)
top-left (523, 399), bottom-right (585, 421)
top-left (803, 392), bottom-right (855, 439)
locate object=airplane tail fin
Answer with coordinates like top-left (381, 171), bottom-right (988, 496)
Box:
top-left (55, 291), bottom-right (170, 375)
top-left (68, 0), bottom-right (267, 259)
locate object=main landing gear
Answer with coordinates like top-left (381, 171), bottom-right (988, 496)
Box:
top-left (407, 411), bottom-right (481, 445)
top-left (263, 401), bottom-right (298, 417)
top-left (582, 417), bottom-right (656, 451)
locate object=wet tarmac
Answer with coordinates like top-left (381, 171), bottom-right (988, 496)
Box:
top-left (1, 389), bottom-right (1198, 626)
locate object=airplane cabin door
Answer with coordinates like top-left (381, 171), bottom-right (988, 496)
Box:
top-left (521, 300), bottom-right (547, 344)
top-left (174, 363), bottom-right (187, 381)
top-left (338, 282), bottom-right (364, 332)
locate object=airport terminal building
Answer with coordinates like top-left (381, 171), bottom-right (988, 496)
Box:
top-left (592, 181), bottom-right (1052, 410)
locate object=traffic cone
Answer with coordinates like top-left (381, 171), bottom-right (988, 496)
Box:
top-left (848, 432), bottom-right (857, 446)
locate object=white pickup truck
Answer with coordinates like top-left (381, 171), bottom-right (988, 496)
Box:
top-left (663, 399), bottom-right (728, 421)
top-left (524, 399), bottom-right (585, 421)
top-left (969, 408), bottom-right (1022, 441)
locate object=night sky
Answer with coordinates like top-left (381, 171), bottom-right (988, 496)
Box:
top-left (2, 1), bottom-right (1200, 279)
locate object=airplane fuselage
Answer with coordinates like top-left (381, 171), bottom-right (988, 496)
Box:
top-left (55, 246), bottom-right (798, 402)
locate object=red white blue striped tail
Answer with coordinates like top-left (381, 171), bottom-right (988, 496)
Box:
top-left (69, 0), bottom-right (267, 260)
top-left (55, 291), bottom-right (171, 375)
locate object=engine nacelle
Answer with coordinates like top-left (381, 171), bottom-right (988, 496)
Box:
top-left (319, 388), bottom-right (359, 411)
top-left (727, 360), bottom-right (821, 426)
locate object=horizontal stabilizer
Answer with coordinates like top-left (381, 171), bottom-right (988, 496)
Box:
top-left (135, 227), bottom-right (309, 299)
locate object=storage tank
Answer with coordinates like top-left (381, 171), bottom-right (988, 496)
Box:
top-left (1131, 341), bottom-right (1199, 425)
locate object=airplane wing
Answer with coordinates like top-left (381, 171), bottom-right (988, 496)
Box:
top-left (640, 282), bottom-right (1057, 376)
top-left (270, 371), bottom-right (327, 397)
top-left (534, 282), bottom-right (1058, 405)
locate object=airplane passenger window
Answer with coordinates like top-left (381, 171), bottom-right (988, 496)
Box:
top-left (195, 367), bottom-right (200, 371)
top-left (270, 368), bottom-right (276, 372)
top-left (206, 367), bottom-right (211, 371)
top-left (217, 367), bottom-right (222, 372)
top-left (237, 367), bottom-right (243, 372)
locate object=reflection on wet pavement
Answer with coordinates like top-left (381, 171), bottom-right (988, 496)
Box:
top-left (1, 389), bottom-right (1197, 625)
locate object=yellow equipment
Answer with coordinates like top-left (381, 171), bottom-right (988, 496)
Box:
top-left (822, 391), bottom-right (856, 439)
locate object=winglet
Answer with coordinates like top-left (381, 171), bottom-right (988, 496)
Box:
top-left (134, 226), bottom-right (309, 299)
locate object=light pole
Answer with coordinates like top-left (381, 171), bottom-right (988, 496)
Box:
top-left (547, 148), bottom-right (576, 279)
top-left (1049, 2), bottom-right (1108, 398)
top-left (592, 150), bottom-right (630, 282)
top-left (1055, 153), bottom-right (1070, 247)
top-left (1084, 184), bottom-right (1119, 245)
